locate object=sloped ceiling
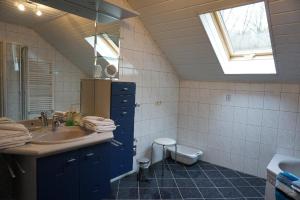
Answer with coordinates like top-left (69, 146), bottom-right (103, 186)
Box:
top-left (128, 0), bottom-right (300, 82)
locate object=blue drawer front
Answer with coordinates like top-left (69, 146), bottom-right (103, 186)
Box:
top-left (111, 107), bottom-right (134, 125)
top-left (113, 125), bottom-right (134, 142)
top-left (111, 95), bottom-right (135, 108)
top-left (111, 82), bottom-right (136, 95)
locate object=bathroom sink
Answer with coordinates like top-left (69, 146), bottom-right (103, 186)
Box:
top-left (279, 160), bottom-right (300, 177)
top-left (31, 126), bottom-right (96, 144)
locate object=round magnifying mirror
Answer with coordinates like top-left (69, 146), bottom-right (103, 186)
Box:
top-left (104, 64), bottom-right (118, 78)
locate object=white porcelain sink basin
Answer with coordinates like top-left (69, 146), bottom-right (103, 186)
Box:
top-left (279, 160), bottom-right (300, 177)
top-left (31, 126), bottom-right (96, 144)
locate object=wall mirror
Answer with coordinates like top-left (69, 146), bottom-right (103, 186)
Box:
top-left (0, 0), bottom-right (121, 121)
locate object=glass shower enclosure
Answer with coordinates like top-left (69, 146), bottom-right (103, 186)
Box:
top-left (0, 42), bottom-right (28, 120)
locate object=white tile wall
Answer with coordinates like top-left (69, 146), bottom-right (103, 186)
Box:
top-left (118, 15), bottom-right (179, 170)
top-left (178, 81), bottom-right (300, 178)
top-left (0, 21), bottom-right (86, 115)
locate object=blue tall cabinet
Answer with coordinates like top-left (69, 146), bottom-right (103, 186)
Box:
top-left (110, 82), bottom-right (136, 179)
top-left (80, 80), bottom-right (136, 179)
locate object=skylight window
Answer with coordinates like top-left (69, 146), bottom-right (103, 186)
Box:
top-left (85, 34), bottom-right (119, 69)
top-left (200, 2), bottom-right (276, 74)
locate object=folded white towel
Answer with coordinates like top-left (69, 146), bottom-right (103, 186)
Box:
top-left (83, 119), bottom-right (114, 127)
top-left (0, 135), bottom-right (32, 144)
top-left (0, 117), bottom-right (14, 124)
top-left (84, 123), bottom-right (116, 133)
top-left (82, 116), bottom-right (113, 123)
top-left (0, 130), bottom-right (30, 138)
top-left (0, 118), bottom-right (32, 150)
top-left (0, 123), bottom-right (29, 132)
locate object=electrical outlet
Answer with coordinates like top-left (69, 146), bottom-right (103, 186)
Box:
top-left (226, 94), bottom-right (231, 102)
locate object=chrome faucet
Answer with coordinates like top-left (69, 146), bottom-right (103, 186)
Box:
top-left (40, 112), bottom-right (48, 127)
top-left (52, 114), bottom-right (61, 131)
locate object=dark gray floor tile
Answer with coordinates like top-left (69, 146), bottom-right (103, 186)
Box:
top-left (169, 164), bottom-right (186, 171)
top-left (210, 178), bottom-right (233, 187)
top-left (144, 168), bottom-right (156, 179)
top-left (156, 169), bottom-right (174, 178)
top-left (159, 188), bottom-right (182, 199)
top-left (119, 178), bottom-right (138, 188)
top-left (188, 170), bottom-right (208, 179)
top-left (179, 188), bottom-right (202, 199)
top-left (237, 187), bottom-right (262, 197)
top-left (204, 170), bottom-right (224, 178)
top-left (193, 178), bottom-right (214, 187)
top-left (218, 187), bottom-right (243, 198)
top-left (157, 178), bottom-right (177, 187)
top-left (236, 171), bottom-right (256, 178)
top-left (199, 164), bottom-right (217, 171)
top-left (139, 179), bottom-right (158, 188)
top-left (173, 170), bottom-right (190, 178)
top-left (214, 165), bottom-right (229, 171)
top-left (254, 186), bottom-right (266, 195)
top-left (117, 188), bottom-right (139, 199)
top-left (198, 187), bottom-right (223, 198)
top-left (229, 178), bottom-right (250, 187)
top-left (175, 178), bottom-right (196, 187)
top-left (245, 198), bottom-right (264, 200)
top-left (139, 188), bottom-right (160, 199)
top-left (244, 178), bottom-right (266, 186)
top-left (220, 169), bottom-right (240, 178)
top-left (185, 164), bottom-right (201, 171)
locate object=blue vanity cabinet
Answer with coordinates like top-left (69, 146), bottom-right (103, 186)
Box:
top-left (37, 142), bottom-right (111, 200)
top-left (37, 150), bottom-right (80, 200)
top-left (79, 143), bottom-right (111, 200)
top-left (110, 82), bottom-right (136, 179)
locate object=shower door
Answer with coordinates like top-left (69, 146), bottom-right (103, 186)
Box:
top-left (0, 42), bottom-right (28, 120)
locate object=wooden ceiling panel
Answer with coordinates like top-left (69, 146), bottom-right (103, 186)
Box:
top-left (129, 0), bottom-right (300, 82)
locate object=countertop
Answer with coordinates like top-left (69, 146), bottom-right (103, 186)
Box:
top-left (0, 131), bottom-right (114, 157)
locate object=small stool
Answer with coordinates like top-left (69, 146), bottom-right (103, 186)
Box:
top-left (150, 138), bottom-right (177, 176)
top-left (137, 158), bottom-right (150, 182)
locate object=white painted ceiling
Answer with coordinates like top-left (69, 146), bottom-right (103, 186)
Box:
top-left (1, 0), bottom-right (300, 82)
top-left (128, 0), bottom-right (300, 82)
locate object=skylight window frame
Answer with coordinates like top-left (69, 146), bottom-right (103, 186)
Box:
top-left (211, 5), bottom-right (273, 60)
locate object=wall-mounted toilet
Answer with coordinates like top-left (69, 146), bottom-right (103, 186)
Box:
top-left (168, 144), bottom-right (203, 165)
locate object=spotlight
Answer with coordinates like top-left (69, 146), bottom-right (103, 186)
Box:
top-left (17, 3), bottom-right (26, 11)
top-left (36, 10), bottom-right (42, 16)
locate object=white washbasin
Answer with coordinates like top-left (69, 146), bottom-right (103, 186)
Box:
top-left (267, 154), bottom-right (300, 177)
top-left (31, 126), bottom-right (96, 144)
top-left (279, 160), bottom-right (300, 177)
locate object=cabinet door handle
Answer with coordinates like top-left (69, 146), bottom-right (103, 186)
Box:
top-left (112, 139), bottom-right (123, 146)
top-left (110, 141), bottom-right (119, 147)
top-left (122, 87), bottom-right (128, 91)
top-left (66, 158), bottom-right (77, 163)
top-left (85, 153), bottom-right (94, 158)
top-left (122, 99), bottom-right (128, 103)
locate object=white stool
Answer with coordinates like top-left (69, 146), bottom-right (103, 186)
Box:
top-left (150, 138), bottom-right (177, 176)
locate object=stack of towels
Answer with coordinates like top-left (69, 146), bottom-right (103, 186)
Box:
top-left (0, 118), bottom-right (32, 149)
top-left (276, 172), bottom-right (300, 200)
top-left (81, 116), bottom-right (116, 133)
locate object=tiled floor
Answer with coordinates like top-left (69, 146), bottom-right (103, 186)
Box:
top-left (109, 159), bottom-right (266, 200)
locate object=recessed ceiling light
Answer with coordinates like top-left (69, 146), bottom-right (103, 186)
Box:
top-left (17, 3), bottom-right (26, 11)
top-left (36, 10), bottom-right (42, 16)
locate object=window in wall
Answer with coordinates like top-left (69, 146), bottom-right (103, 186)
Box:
top-left (199, 2), bottom-right (276, 74)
